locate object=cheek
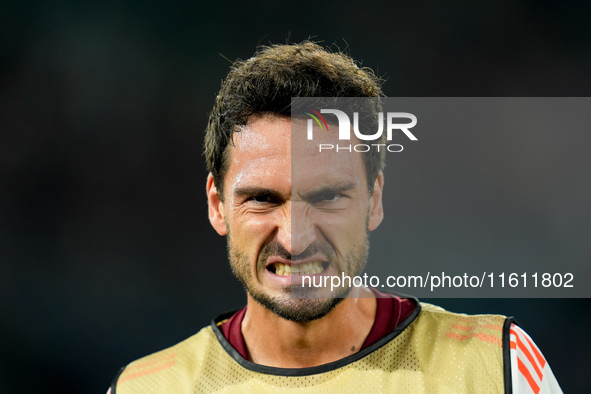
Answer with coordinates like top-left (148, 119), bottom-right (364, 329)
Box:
top-left (227, 213), bottom-right (278, 245)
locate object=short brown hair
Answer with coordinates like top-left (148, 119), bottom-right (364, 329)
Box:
top-left (204, 41), bottom-right (384, 198)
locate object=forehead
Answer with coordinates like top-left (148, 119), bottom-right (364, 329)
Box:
top-left (223, 114), bottom-right (367, 193)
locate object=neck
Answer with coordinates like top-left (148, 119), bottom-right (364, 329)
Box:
top-left (241, 287), bottom-right (376, 368)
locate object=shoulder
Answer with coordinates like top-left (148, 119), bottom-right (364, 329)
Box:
top-left (110, 325), bottom-right (218, 394)
top-left (509, 324), bottom-right (563, 394)
top-left (418, 301), bottom-right (508, 336)
top-left (417, 302), bottom-right (508, 359)
top-left (417, 303), bottom-right (562, 394)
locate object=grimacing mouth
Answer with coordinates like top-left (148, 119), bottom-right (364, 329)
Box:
top-left (266, 261), bottom-right (329, 276)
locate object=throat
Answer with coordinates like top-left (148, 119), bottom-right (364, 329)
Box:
top-left (241, 295), bottom-right (377, 368)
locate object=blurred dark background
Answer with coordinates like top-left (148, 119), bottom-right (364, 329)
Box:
top-left (1, 1), bottom-right (590, 392)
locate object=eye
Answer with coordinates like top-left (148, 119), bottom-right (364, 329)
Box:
top-left (252, 195), bottom-right (272, 203)
top-left (320, 192), bottom-right (339, 201)
top-left (247, 194), bottom-right (279, 204)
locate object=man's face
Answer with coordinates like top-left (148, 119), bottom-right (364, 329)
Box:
top-left (207, 114), bottom-right (383, 322)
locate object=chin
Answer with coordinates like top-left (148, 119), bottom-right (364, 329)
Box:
top-left (249, 287), bottom-right (350, 323)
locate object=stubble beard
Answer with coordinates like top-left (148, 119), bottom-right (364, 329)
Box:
top-left (226, 234), bottom-right (370, 323)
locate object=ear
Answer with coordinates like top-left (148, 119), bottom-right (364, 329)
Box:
top-left (367, 172), bottom-right (384, 232)
top-left (206, 173), bottom-right (228, 236)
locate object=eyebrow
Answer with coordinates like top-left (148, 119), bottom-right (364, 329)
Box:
top-left (233, 187), bottom-right (284, 198)
top-left (233, 182), bottom-right (358, 199)
top-left (301, 181), bottom-right (358, 198)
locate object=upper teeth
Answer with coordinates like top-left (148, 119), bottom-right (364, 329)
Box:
top-left (274, 261), bottom-right (323, 276)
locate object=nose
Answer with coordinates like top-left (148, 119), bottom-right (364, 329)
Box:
top-left (276, 201), bottom-right (316, 256)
